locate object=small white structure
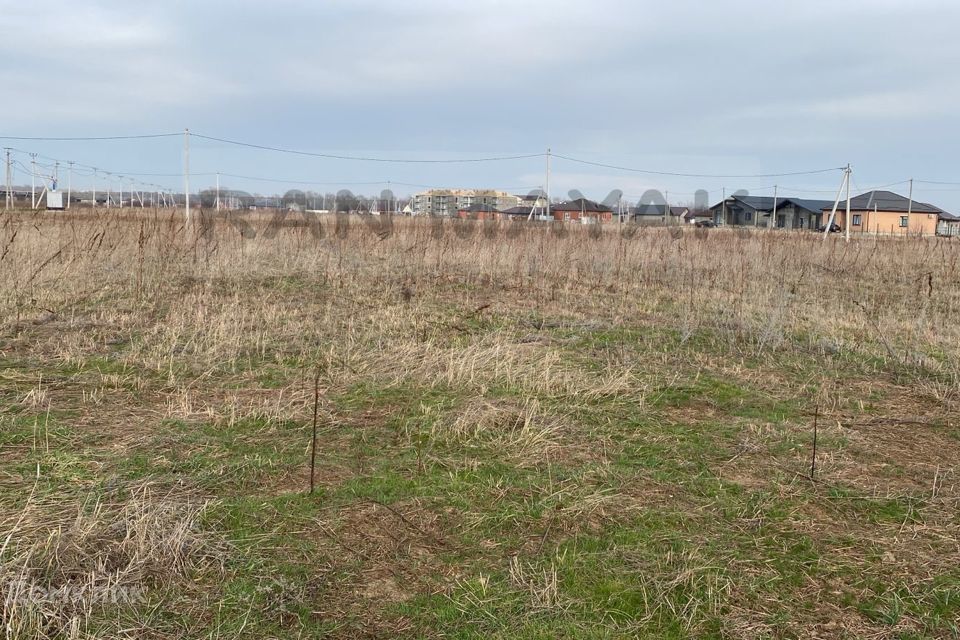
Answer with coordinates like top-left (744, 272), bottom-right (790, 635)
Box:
top-left (46, 191), bottom-right (64, 210)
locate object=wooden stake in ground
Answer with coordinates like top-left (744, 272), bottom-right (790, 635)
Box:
top-left (810, 405), bottom-right (819, 481)
top-left (310, 366), bottom-right (321, 494)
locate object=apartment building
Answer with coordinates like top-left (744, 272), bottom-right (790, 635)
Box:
top-left (411, 189), bottom-right (521, 216)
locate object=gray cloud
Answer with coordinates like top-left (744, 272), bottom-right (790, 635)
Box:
top-left (2, 0), bottom-right (958, 209)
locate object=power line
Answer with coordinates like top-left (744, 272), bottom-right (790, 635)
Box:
top-left (0, 133), bottom-right (181, 141)
top-left (916, 179), bottom-right (960, 186)
top-left (551, 153), bottom-right (846, 179)
top-left (4, 144), bottom-right (537, 195)
top-left (4, 147), bottom-right (181, 190)
top-left (191, 133), bottom-right (545, 164)
top-left (727, 179), bottom-right (910, 197)
top-left (212, 173), bottom-right (539, 193)
top-left (105, 171), bottom-right (187, 177)
top-left (5, 131), bottom-right (955, 201)
top-left (850, 179), bottom-right (914, 195)
top-left (216, 173), bottom-right (393, 186)
top-left (623, 185), bottom-right (777, 199)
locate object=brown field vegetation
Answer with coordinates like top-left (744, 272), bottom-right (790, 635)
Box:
top-left (1, 208), bottom-right (958, 638)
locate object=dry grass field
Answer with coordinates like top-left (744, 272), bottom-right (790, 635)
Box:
top-left (1, 208), bottom-right (959, 639)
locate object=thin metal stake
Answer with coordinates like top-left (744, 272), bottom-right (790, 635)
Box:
top-left (810, 405), bottom-right (819, 481)
top-left (310, 367), bottom-right (321, 494)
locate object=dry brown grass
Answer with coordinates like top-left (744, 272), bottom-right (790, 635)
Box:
top-left (1, 208), bottom-right (959, 638)
top-left (1, 483), bottom-right (221, 639)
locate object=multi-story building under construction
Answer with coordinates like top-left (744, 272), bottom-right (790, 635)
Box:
top-left (411, 189), bottom-right (521, 216)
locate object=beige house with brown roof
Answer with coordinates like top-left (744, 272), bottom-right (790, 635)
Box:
top-left (822, 190), bottom-right (953, 236)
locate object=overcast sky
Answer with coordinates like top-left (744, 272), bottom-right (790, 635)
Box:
top-left (2, 0), bottom-right (960, 208)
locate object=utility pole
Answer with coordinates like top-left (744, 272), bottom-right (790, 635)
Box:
top-left (545, 148), bottom-right (551, 222)
top-left (184, 128), bottom-right (191, 226)
top-left (907, 178), bottom-right (914, 234)
top-left (771, 185), bottom-right (778, 229)
top-left (106, 172), bottom-right (111, 208)
top-left (216, 172), bottom-right (221, 211)
top-left (30, 153), bottom-right (37, 210)
top-left (67, 161), bottom-right (73, 209)
top-left (119, 175), bottom-right (124, 208)
top-left (822, 165), bottom-right (850, 241)
top-left (721, 187), bottom-right (726, 226)
top-left (4, 149), bottom-right (11, 210)
top-left (845, 165), bottom-right (852, 242)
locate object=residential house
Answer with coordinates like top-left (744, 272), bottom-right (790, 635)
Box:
top-left (709, 195), bottom-right (773, 226)
top-left (551, 198), bottom-right (614, 223)
top-left (500, 205), bottom-right (537, 219)
top-left (630, 204), bottom-right (689, 225)
top-left (518, 193), bottom-right (548, 211)
top-left (710, 195), bottom-right (833, 228)
top-left (456, 203), bottom-right (500, 220)
top-left (937, 210), bottom-right (960, 237)
top-left (819, 190), bottom-right (947, 236)
top-left (683, 208), bottom-right (712, 225)
top-left (771, 198), bottom-right (835, 229)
